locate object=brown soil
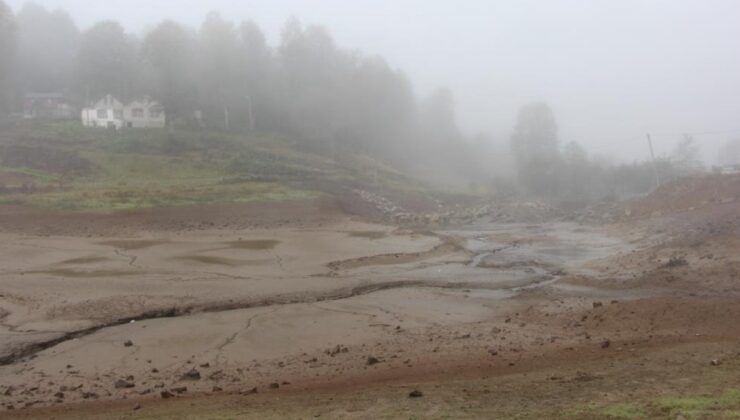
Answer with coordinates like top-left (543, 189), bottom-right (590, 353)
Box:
top-left (1, 174), bottom-right (739, 418)
top-left (0, 196), bottom-right (343, 237)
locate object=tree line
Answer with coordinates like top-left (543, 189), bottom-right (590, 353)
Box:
top-left (1, 1), bottom-right (730, 203)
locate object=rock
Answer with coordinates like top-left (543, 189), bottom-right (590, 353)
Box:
top-left (366, 356), bottom-right (381, 366)
top-left (123, 340), bottom-right (133, 347)
top-left (208, 370), bottom-right (225, 380)
top-left (181, 368), bottom-right (201, 380)
top-left (592, 302), bottom-right (603, 308)
top-left (710, 359), bottom-right (720, 366)
top-left (212, 386), bottom-right (223, 392)
top-left (269, 383), bottom-right (280, 389)
top-left (326, 344), bottom-right (349, 357)
top-left (54, 392), bottom-right (64, 399)
top-left (408, 390), bottom-right (423, 398)
top-left (81, 391), bottom-right (99, 399)
top-left (488, 348), bottom-right (499, 356)
top-left (240, 387), bottom-right (258, 395)
top-left (133, 403), bottom-right (141, 411)
top-left (160, 390), bottom-right (174, 399)
top-left (114, 379), bottom-right (135, 389)
top-left (199, 362), bottom-right (210, 368)
top-left (171, 386), bottom-right (187, 394)
top-left (600, 340), bottom-right (611, 349)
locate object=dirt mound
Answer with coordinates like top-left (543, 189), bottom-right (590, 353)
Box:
top-left (624, 173), bottom-right (740, 219)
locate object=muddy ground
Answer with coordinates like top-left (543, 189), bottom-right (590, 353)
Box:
top-left (1, 181), bottom-right (739, 419)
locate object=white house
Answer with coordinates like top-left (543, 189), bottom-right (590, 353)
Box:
top-left (81, 94), bottom-right (124, 129)
top-left (81, 95), bottom-right (166, 129)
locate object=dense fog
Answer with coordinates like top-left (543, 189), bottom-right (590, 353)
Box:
top-left (1, 1), bottom-right (739, 201)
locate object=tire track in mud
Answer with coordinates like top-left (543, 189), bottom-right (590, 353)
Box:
top-left (0, 274), bottom-right (556, 366)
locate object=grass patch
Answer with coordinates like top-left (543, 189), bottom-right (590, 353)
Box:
top-left (575, 388), bottom-right (740, 419)
top-left (347, 231), bottom-right (387, 239)
top-left (0, 165), bottom-right (60, 183)
top-left (599, 403), bottom-right (647, 419)
top-left (653, 388), bottom-right (740, 418)
top-left (1, 121), bottom-right (439, 212)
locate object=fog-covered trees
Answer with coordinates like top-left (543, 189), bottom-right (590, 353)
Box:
top-left (671, 134), bottom-right (703, 176)
top-left (717, 139), bottom-right (740, 166)
top-left (510, 102), bottom-right (561, 196)
top-left (141, 21), bottom-right (196, 125)
top-left (0, 0), bottom-right (15, 114)
top-left (15, 3), bottom-right (78, 95)
top-left (78, 21), bottom-right (135, 101)
top-left (2, 7), bottom-right (478, 177)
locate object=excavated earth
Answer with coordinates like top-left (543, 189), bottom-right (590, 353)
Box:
top-left (0, 180), bottom-right (739, 418)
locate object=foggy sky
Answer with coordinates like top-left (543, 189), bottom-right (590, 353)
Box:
top-left (7, 0), bottom-right (740, 163)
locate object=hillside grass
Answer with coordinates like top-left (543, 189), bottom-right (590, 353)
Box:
top-left (0, 120), bottom-right (429, 212)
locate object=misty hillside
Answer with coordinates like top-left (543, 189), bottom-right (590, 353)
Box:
top-left (0, 120), bottom-right (456, 212)
top-left (1, 1), bottom-right (739, 212)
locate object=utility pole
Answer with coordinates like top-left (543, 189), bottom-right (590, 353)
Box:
top-left (646, 133), bottom-right (661, 189)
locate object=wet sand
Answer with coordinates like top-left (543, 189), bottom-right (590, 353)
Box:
top-left (0, 217), bottom-right (633, 409)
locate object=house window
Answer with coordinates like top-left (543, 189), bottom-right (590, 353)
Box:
top-left (149, 109), bottom-right (162, 118)
top-left (114, 109), bottom-right (123, 119)
top-left (132, 108), bottom-right (144, 118)
top-left (97, 109), bottom-right (108, 119)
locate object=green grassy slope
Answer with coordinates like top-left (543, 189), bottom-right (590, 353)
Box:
top-left (0, 121), bottom-right (431, 212)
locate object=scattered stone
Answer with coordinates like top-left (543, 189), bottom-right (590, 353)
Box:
top-left (54, 392), bottom-right (64, 399)
top-left (114, 379), bottom-right (135, 389)
top-left (133, 403), bottom-right (141, 411)
top-left (241, 387), bottom-right (258, 395)
top-left (199, 362), bottom-right (210, 368)
top-left (663, 256), bottom-right (688, 268)
top-left (269, 382), bottom-right (280, 389)
top-left (600, 339), bottom-right (611, 349)
top-left (160, 390), bottom-right (174, 399)
top-left (81, 391), bottom-right (99, 399)
top-left (592, 302), bottom-right (603, 308)
top-left (171, 386), bottom-right (187, 394)
top-left (408, 390), bottom-right (423, 398)
top-left (181, 368), bottom-right (201, 380)
top-left (366, 356), bottom-right (381, 366)
top-left (208, 370), bottom-right (225, 380)
top-left (151, 368), bottom-right (159, 373)
top-left (212, 386), bottom-right (223, 392)
top-left (710, 359), bottom-right (720, 366)
top-left (123, 340), bottom-right (133, 347)
top-left (488, 348), bottom-right (499, 356)
top-left (326, 344), bottom-right (349, 357)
